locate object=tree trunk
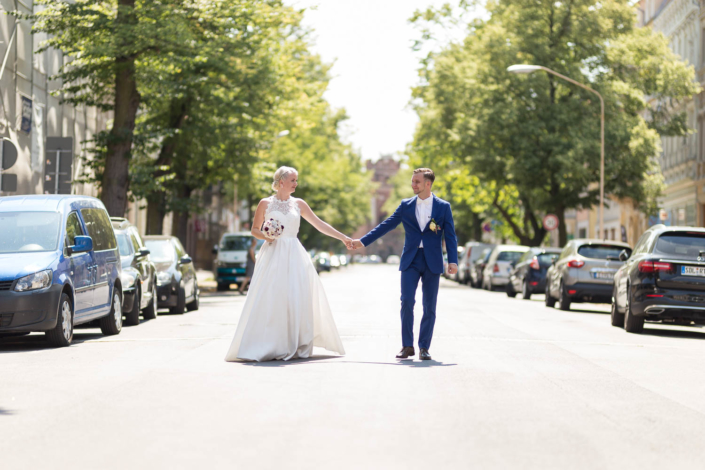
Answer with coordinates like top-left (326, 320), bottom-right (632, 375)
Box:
top-left (171, 186), bottom-right (193, 249)
top-left (101, 0), bottom-right (140, 217)
top-left (472, 211), bottom-right (483, 241)
top-left (146, 195), bottom-right (166, 235)
top-left (556, 205), bottom-right (567, 246)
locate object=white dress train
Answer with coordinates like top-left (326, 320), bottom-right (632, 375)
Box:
top-left (224, 196), bottom-right (346, 362)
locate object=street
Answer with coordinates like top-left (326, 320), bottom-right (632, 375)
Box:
top-left (3, 264), bottom-right (705, 469)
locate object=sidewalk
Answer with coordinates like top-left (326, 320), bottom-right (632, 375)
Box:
top-left (196, 269), bottom-right (217, 291)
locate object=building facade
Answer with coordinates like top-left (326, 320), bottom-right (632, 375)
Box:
top-left (352, 154), bottom-right (405, 260)
top-left (0, 0), bottom-right (111, 198)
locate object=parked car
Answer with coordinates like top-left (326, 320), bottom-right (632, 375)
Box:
top-left (313, 252), bottom-right (332, 273)
top-left (612, 225), bottom-right (705, 333)
top-left (0, 195), bottom-right (123, 347)
top-left (482, 245), bottom-right (530, 290)
top-left (338, 254), bottom-right (349, 267)
top-left (450, 246), bottom-right (465, 281)
top-left (386, 254), bottom-right (401, 265)
top-left (330, 255), bottom-right (342, 269)
top-left (470, 248), bottom-right (493, 288)
top-left (545, 239), bottom-right (631, 311)
top-left (143, 236), bottom-right (199, 314)
top-left (506, 247), bottom-right (562, 299)
top-left (458, 242), bottom-right (496, 285)
top-left (212, 232), bottom-right (264, 291)
top-left (111, 218), bottom-right (157, 325)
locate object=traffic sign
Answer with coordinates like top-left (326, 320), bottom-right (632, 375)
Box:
top-left (543, 214), bottom-right (559, 231)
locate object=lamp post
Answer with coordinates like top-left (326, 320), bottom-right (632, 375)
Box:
top-left (507, 64), bottom-right (605, 239)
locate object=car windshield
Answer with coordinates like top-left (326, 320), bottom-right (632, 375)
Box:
top-left (481, 250), bottom-right (492, 262)
top-left (116, 233), bottom-right (133, 258)
top-left (220, 235), bottom-right (262, 251)
top-left (538, 253), bottom-right (559, 266)
top-left (578, 244), bottom-right (629, 260)
top-left (145, 240), bottom-right (174, 262)
top-left (497, 251), bottom-right (524, 262)
top-left (0, 211), bottom-right (61, 253)
top-left (654, 233), bottom-right (705, 259)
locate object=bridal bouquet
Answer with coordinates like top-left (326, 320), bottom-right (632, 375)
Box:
top-left (263, 218), bottom-right (284, 240)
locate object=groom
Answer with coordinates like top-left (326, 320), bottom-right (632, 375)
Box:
top-left (352, 168), bottom-right (458, 360)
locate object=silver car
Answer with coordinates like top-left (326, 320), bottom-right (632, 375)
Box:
top-left (482, 245), bottom-right (530, 290)
top-left (545, 239), bottom-right (631, 311)
top-left (458, 242), bottom-right (495, 284)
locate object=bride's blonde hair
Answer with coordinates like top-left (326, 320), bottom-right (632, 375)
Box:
top-left (271, 166), bottom-right (298, 191)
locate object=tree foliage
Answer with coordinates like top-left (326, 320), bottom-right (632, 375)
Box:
top-left (410, 0), bottom-right (699, 245)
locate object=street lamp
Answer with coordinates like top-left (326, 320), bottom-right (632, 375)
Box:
top-left (507, 64), bottom-right (605, 239)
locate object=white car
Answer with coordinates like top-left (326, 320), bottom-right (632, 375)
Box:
top-left (386, 255), bottom-right (401, 264)
top-left (482, 245), bottom-right (530, 291)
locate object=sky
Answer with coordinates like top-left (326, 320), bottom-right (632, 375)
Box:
top-left (288, 0), bottom-right (474, 162)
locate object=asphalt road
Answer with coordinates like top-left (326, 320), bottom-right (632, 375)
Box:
top-left (3, 264), bottom-right (705, 469)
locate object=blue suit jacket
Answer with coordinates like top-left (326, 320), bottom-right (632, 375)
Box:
top-left (360, 195), bottom-right (458, 274)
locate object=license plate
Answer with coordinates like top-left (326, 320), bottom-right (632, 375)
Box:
top-left (681, 266), bottom-right (705, 276)
top-left (592, 272), bottom-right (614, 280)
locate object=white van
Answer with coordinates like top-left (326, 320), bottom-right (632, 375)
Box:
top-left (212, 232), bottom-right (264, 291)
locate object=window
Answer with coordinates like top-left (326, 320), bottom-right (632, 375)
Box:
top-left (144, 240), bottom-right (175, 263)
top-left (65, 212), bottom-right (83, 247)
top-left (497, 251), bottom-right (524, 263)
top-left (116, 233), bottom-right (133, 257)
top-left (578, 228), bottom-right (587, 238)
top-left (578, 244), bottom-right (631, 260)
top-left (610, 228), bottom-right (616, 241)
top-left (80, 208), bottom-right (117, 251)
top-left (129, 233), bottom-right (141, 253)
top-left (0, 212), bottom-right (61, 253)
top-left (654, 233), bottom-right (705, 259)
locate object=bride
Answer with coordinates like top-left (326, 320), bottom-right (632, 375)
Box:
top-left (225, 166), bottom-right (351, 362)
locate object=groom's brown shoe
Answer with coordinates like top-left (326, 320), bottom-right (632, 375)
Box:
top-left (396, 347), bottom-right (415, 359)
top-left (419, 349), bottom-right (432, 360)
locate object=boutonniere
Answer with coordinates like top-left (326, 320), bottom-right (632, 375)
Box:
top-left (429, 218), bottom-right (440, 234)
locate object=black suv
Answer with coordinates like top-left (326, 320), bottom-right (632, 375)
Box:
top-left (612, 225), bottom-right (705, 333)
top-left (111, 218), bottom-right (158, 325)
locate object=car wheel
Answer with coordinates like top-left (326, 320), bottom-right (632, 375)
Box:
top-left (100, 291), bottom-right (123, 336)
top-left (216, 282), bottom-right (229, 292)
top-left (545, 281), bottom-right (556, 307)
top-left (124, 285), bottom-right (141, 326)
top-left (558, 281), bottom-right (571, 311)
top-left (522, 280), bottom-right (531, 300)
top-left (506, 282), bottom-right (517, 298)
top-left (170, 286), bottom-right (186, 315)
top-left (46, 293), bottom-right (73, 347)
top-left (186, 283), bottom-right (200, 312)
top-left (610, 300), bottom-right (624, 327)
top-left (623, 283), bottom-right (644, 333)
top-left (143, 283), bottom-right (158, 320)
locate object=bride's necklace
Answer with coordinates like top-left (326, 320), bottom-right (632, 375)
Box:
top-left (274, 194), bottom-right (291, 202)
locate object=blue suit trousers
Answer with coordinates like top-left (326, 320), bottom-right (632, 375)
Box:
top-left (400, 248), bottom-right (440, 350)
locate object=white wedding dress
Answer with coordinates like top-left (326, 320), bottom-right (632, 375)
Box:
top-left (224, 196), bottom-right (346, 362)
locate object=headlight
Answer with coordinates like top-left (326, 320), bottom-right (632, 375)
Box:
top-left (157, 271), bottom-right (171, 286)
top-left (15, 270), bottom-right (53, 292)
top-left (119, 268), bottom-right (140, 289)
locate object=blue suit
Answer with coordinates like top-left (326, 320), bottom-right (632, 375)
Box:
top-left (361, 195), bottom-right (458, 349)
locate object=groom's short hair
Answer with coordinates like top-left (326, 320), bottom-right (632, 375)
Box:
top-left (413, 168), bottom-right (435, 184)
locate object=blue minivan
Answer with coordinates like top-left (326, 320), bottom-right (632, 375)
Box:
top-left (0, 195), bottom-right (123, 347)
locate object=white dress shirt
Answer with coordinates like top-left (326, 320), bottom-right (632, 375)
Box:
top-left (415, 194), bottom-right (434, 248)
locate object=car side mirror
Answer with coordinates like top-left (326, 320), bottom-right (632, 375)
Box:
top-left (180, 255), bottom-right (193, 265)
top-left (212, 244), bottom-right (218, 255)
top-left (618, 249), bottom-right (630, 262)
top-left (551, 258), bottom-right (557, 265)
top-left (137, 248), bottom-right (150, 258)
top-left (68, 235), bottom-right (93, 255)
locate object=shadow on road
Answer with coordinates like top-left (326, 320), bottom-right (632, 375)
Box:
top-left (0, 332), bottom-right (103, 353)
top-left (239, 356), bottom-right (457, 368)
top-left (568, 308), bottom-right (610, 315)
top-left (641, 327), bottom-right (705, 341)
top-left (0, 408), bottom-right (14, 416)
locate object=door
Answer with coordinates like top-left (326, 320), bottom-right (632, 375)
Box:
top-left (65, 212), bottom-right (94, 316)
top-left (80, 208), bottom-right (119, 313)
top-left (129, 229), bottom-right (149, 306)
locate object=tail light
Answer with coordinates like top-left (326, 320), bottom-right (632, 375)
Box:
top-left (638, 260), bottom-right (674, 274)
top-left (529, 256), bottom-right (540, 270)
top-left (493, 264), bottom-right (499, 273)
top-left (567, 259), bottom-right (585, 268)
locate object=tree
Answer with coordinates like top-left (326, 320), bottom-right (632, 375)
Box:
top-left (30, 0), bottom-right (189, 216)
top-left (411, 0), bottom-right (700, 245)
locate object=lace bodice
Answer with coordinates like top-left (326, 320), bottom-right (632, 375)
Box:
top-left (264, 196), bottom-right (301, 239)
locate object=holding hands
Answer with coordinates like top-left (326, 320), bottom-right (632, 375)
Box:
top-left (340, 237), bottom-right (363, 250)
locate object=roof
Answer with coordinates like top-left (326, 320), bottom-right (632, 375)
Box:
top-left (571, 238), bottom-right (631, 247)
top-left (0, 195), bottom-right (103, 212)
